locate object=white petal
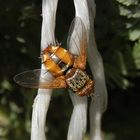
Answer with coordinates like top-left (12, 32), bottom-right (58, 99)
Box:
top-left (31, 1), bottom-right (58, 140)
top-left (68, 0), bottom-right (108, 140)
top-left (67, 1), bottom-right (89, 140)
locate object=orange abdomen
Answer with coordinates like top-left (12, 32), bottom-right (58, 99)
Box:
top-left (42, 46), bottom-right (74, 77)
top-left (44, 58), bottom-right (62, 76)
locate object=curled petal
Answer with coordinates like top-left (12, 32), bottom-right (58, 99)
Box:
top-left (31, 1), bottom-right (58, 140)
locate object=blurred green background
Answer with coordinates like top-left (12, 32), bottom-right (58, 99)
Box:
top-left (0, 0), bottom-right (140, 140)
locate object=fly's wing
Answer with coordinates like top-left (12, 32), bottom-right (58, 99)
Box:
top-left (67, 17), bottom-right (88, 70)
top-left (14, 69), bottom-right (67, 89)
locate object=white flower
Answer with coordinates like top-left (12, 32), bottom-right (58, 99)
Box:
top-left (31, 1), bottom-right (107, 140)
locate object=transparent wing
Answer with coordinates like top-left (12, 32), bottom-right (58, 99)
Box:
top-left (14, 69), bottom-right (67, 89)
top-left (67, 17), bottom-right (88, 70)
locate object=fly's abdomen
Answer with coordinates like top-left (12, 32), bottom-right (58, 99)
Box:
top-left (42, 46), bottom-right (74, 77)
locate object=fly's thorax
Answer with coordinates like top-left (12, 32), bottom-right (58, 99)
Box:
top-left (41, 45), bottom-right (74, 77)
top-left (65, 68), bottom-right (89, 92)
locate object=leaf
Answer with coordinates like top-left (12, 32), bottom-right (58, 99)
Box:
top-left (1, 79), bottom-right (12, 91)
top-left (133, 42), bottom-right (140, 69)
top-left (116, 0), bottom-right (139, 6)
top-left (128, 28), bottom-right (140, 41)
top-left (119, 4), bottom-right (140, 18)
